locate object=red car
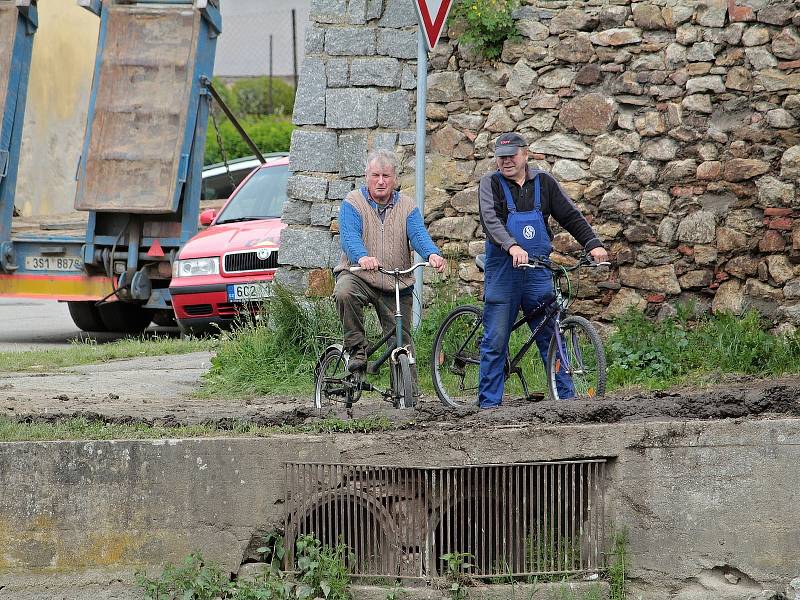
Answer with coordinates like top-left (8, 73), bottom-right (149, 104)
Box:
top-left (170, 156), bottom-right (289, 335)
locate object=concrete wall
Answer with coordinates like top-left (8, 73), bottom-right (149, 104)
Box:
top-left (16, 0), bottom-right (98, 218)
top-left (0, 419), bottom-right (799, 599)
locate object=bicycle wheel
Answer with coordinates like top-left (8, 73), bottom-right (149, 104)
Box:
top-left (431, 305), bottom-right (483, 407)
top-left (546, 315), bottom-right (606, 401)
top-left (394, 353), bottom-right (415, 409)
top-left (314, 346), bottom-right (354, 411)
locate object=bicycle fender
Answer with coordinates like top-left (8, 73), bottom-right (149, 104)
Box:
top-left (390, 345), bottom-right (413, 364)
top-left (315, 344), bottom-right (346, 374)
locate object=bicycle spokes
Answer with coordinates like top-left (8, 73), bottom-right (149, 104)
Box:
top-left (432, 306), bottom-right (483, 407)
top-left (548, 316), bottom-right (606, 400)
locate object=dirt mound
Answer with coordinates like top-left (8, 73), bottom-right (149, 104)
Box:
top-left (2, 363), bottom-right (799, 432)
top-left (1, 352), bottom-right (798, 430)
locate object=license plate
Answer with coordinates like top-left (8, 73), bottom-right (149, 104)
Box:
top-left (25, 256), bottom-right (82, 272)
top-left (227, 282), bottom-right (272, 302)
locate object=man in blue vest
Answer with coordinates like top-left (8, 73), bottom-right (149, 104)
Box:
top-left (478, 132), bottom-right (608, 408)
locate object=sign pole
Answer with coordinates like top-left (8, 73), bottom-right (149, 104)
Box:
top-left (411, 0), bottom-right (453, 329)
top-left (412, 30), bottom-right (428, 330)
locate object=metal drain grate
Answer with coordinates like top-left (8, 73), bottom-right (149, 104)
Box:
top-left (284, 460), bottom-right (607, 579)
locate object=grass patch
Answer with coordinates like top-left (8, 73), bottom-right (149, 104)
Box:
top-left (0, 335), bottom-right (212, 373)
top-left (0, 415), bottom-right (394, 442)
top-left (607, 308), bottom-right (800, 389)
top-left (203, 284), bottom-right (800, 400)
top-left (200, 282), bottom-right (464, 398)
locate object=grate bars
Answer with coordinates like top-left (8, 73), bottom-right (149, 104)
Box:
top-left (285, 460), bottom-right (607, 579)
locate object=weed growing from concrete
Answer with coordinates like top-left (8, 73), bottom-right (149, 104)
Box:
top-left (441, 552), bottom-right (474, 600)
top-left (384, 581), bottom-right (407, 599)
top-left (137, 553), bottom-right (233, 599)
top-left (607, 530), bottom-right (629, 600)
top-left (137, 534), bottom-right (353, 599)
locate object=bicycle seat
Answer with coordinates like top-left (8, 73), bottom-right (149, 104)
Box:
top-left (475, 254), bottom-right (485, 272)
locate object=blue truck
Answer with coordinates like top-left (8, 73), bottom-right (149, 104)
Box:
top-left (0, 0), bottom-right (221, 332)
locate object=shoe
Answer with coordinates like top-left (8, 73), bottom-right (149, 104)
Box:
top-left (347, 348), bottom-right (367, 372)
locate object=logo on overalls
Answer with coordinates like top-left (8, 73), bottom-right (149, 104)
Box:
top-left (523, 225), bottom-right (535, 240)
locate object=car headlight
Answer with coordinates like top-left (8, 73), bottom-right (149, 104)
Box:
top-left (172, 257), bottom-right (220, 277)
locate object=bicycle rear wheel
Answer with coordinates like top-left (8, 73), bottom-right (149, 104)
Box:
top-left (546, 315), bottom-right (606, 401)
top-left (314, 346), bottom-right (357, 411)
top-left (431, 305), bottom-right (483, 407)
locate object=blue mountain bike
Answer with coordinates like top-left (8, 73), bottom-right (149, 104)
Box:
top-left (431, 254), bottom-right (609, 407)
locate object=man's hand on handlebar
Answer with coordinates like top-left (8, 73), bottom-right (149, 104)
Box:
top-left (589, 247), bottom-right (609, 264)
top-left (357, 256), bottom-right (381, 271)
top-left (428, 253), bottom-right (446, 273)
top-left (509, 244), bottom-right (528, 268)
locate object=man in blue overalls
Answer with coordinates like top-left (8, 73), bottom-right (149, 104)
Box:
top-left (478, 132), bottom-right (608, 408)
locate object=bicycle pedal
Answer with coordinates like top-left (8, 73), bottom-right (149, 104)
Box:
top-left (525, 392), bottom-right (546, 402)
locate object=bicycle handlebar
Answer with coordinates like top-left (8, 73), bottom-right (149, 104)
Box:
top-left (519, 255), bottom-right (610, 272)
top-left (349, 261), bottom-right (431, 276)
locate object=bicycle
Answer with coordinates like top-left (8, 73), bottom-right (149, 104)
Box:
top-left (431, 254), bottom-right (609, 407)
top-left (313, 261), bottom-right (430, 412)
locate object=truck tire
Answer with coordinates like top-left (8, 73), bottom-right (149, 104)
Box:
top-left (67, 301), bottom-right (108, 333)
top-left (98, 302), bottom-right (153, 334)
top-left (151, 309), bottom-right (177, 327)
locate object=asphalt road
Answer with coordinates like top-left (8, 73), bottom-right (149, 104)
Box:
top-left (0, 298), bottom-right (178, 351)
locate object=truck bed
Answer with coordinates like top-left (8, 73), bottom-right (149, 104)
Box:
top-left (76, 4), bottom-right (201, 214)
top-left (0, 2), bottom-right (14, 123)
top-left (10, 213), bottom-right (88, 240)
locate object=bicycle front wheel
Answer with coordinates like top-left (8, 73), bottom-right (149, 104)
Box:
top-left (431, 305), bottom-right (483, 408)
top-left (547, 315), bottom-right (606, 401)
top-left (394, 353), bottom-right (415, 409)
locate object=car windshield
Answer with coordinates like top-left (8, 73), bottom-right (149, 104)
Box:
top-left (216, 164), bottom-right (289, 222)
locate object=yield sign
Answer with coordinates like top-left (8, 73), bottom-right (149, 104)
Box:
top-left (413, 0), bottom-right (454, 51)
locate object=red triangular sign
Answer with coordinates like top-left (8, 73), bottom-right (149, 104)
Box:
top-left (414, 0), bottom-right (454, 51)
top-left (147, 239), bottom-right (164, 257)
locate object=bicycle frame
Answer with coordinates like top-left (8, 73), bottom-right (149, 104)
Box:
top-left (351, 261), bottom-right (428, 374)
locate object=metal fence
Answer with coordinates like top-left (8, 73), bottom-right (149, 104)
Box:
top-left (285, 461), bottom-right (608, 580)
top-left (215, 2), bottom-right (309, 83)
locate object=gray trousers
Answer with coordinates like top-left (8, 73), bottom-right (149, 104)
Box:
top-left (333, 271), bottom-right (418, 390)
top-left (334, 271), bottom-right (414, 352)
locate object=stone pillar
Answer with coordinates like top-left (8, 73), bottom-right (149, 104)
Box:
top-left (277, 0), bottom-right (420, 294)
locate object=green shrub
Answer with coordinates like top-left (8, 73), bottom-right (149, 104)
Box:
top-left (448, 0), bottom-right (520, 60)
top-left (607, 308), bottom-right (800, 389)
top-left (137, 553), bottom-right (233, 600)
top-left (232, 77), bottom-right (296, 116)
top-left (200, 282), bottom-right (455, 398)
top-left (137, 534), bottom-right (352, 600)
top-left (205, 115), bottom-right (293, 164)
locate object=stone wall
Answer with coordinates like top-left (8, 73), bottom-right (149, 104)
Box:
top-left (280, 0), bottom-right (800, 325)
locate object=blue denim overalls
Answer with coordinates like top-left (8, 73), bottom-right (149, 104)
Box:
top-left (478, 172), bottom-right (575, 408)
